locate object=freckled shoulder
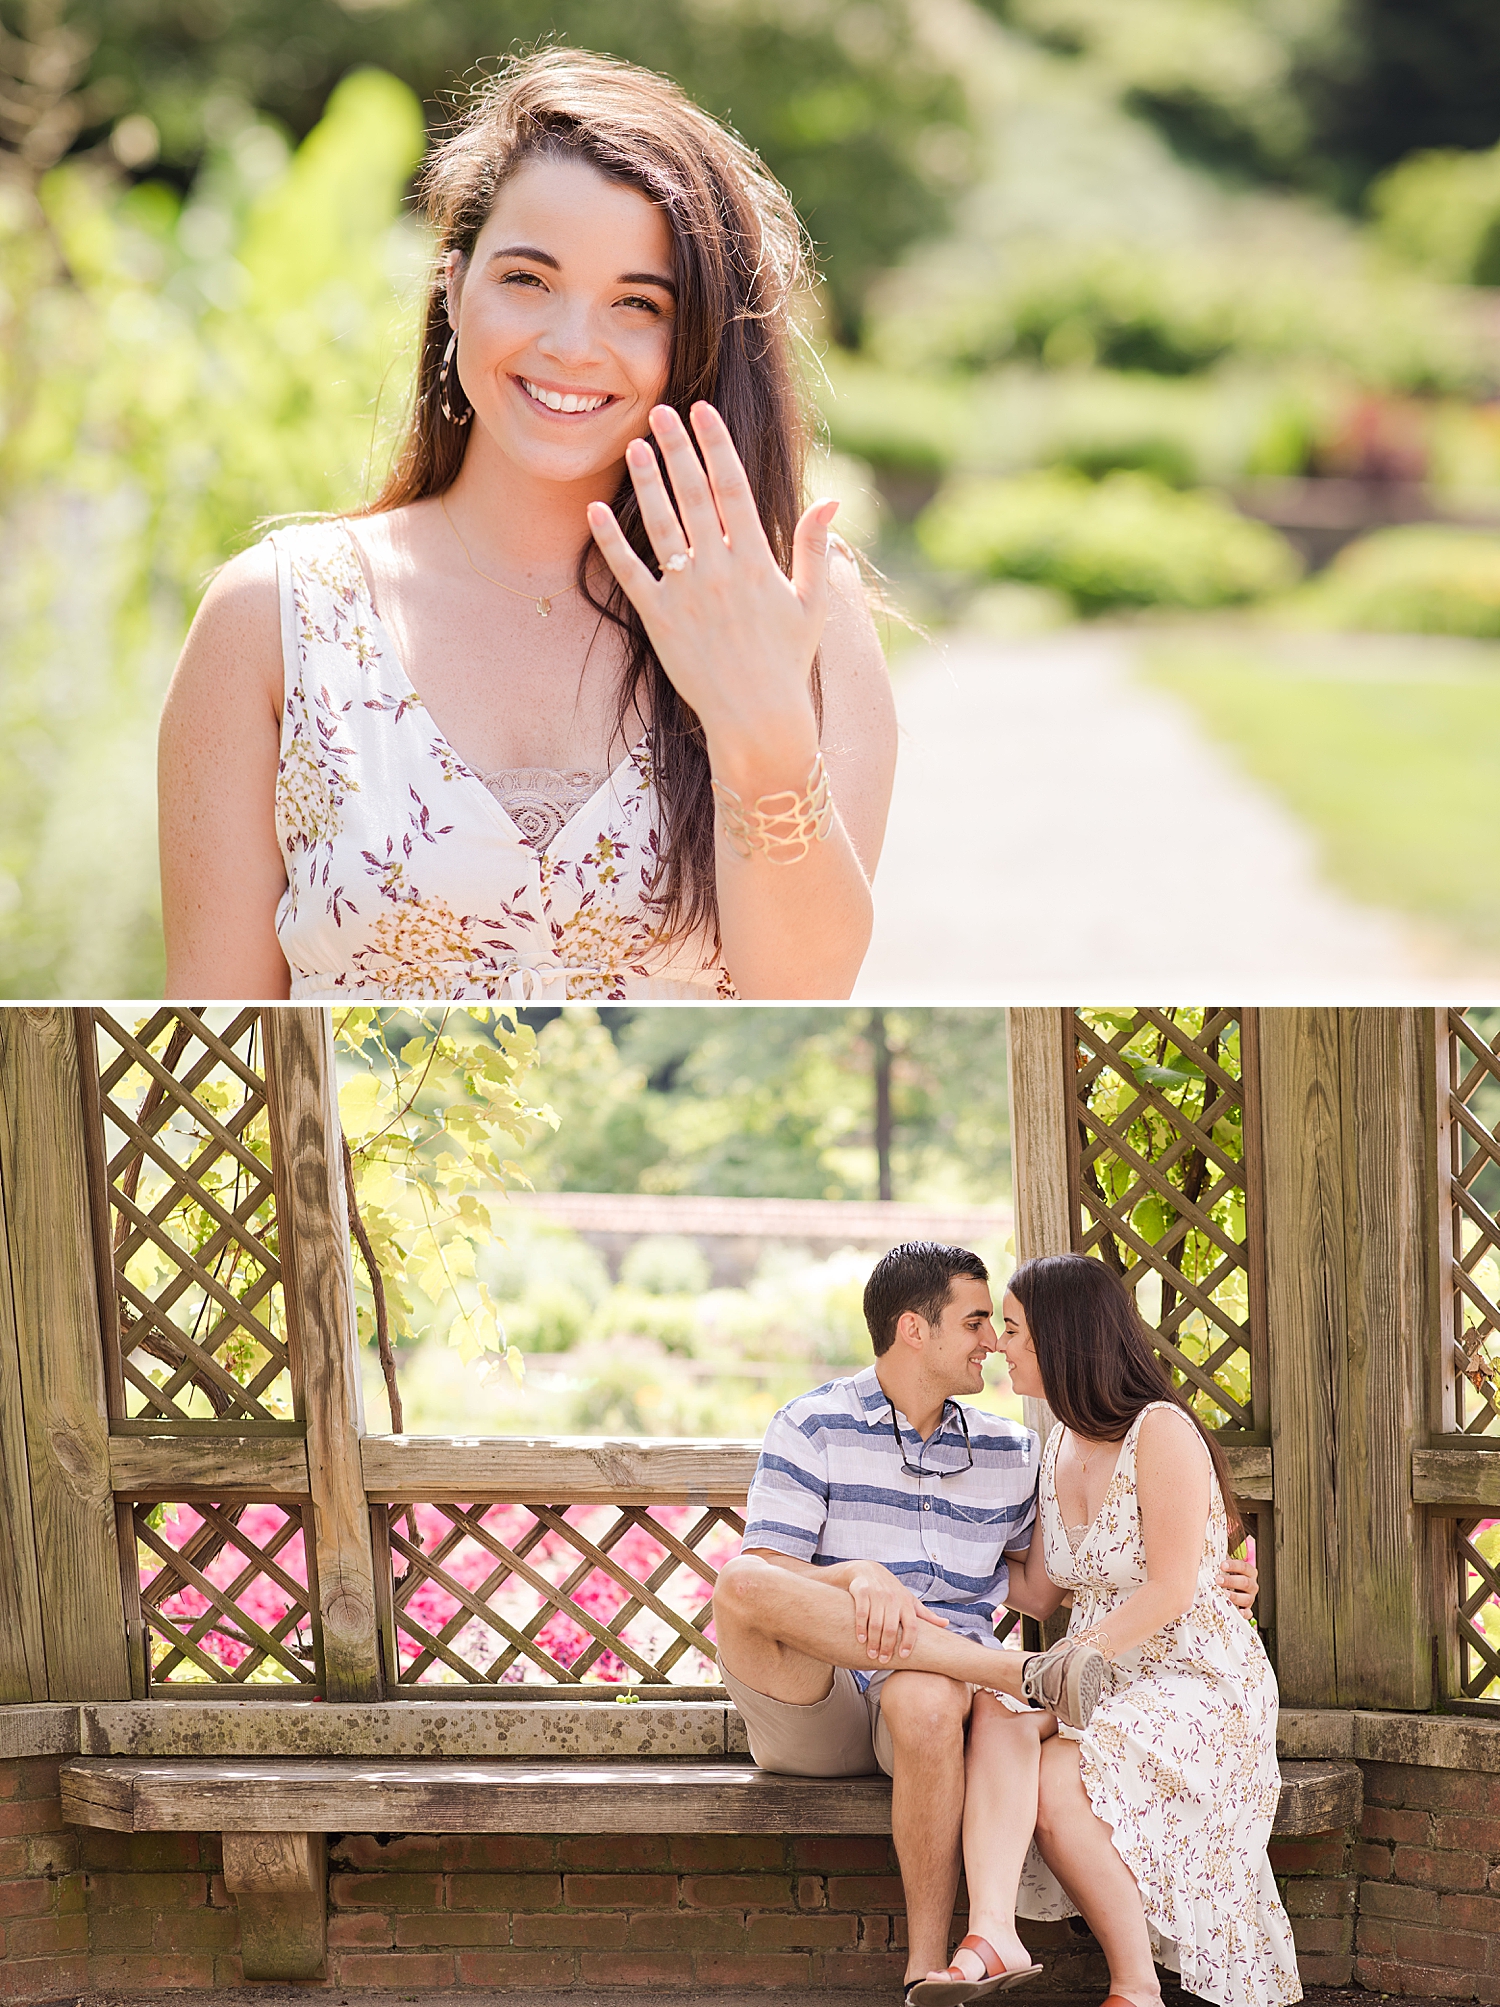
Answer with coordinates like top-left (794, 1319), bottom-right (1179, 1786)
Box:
top-left (169, 538), bottom-right (283, 722)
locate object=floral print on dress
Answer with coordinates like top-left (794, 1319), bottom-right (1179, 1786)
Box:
top-left (266, 520), bottom-right (732, 1000)
top-left (1015, 1404), bottom-right (1302, 2007)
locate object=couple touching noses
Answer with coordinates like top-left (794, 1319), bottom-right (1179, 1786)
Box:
top-left (711, 1244), bottom-right (1300, 2007)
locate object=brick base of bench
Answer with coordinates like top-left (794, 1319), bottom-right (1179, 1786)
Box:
top-left (3, 1703), bottom-right (1498, 2000)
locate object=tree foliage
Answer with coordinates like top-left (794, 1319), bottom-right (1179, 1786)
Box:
top-left (30, 0), bottom-right (971, 337)
top-left (334, 1006), bottom-right (553, 1387)
top-left (0, 67), bottom-right (425, 995)
top-left (514, 1006), bottom-right (1011, 1205)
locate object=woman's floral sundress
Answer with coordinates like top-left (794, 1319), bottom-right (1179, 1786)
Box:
top-left (267, 520), bottom-right (733, 1001)
top-left (1016, 1403), bottom-right (1302, 2007)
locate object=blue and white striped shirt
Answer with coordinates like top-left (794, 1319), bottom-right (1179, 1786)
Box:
top-left (742, 1364), bottom-right (1039, 1666)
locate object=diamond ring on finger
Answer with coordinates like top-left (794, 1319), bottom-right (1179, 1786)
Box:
top-left (662, 552), bottom-right (691, 573)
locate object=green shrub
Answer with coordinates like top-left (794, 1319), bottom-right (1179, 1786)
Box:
top-left (619, 1235), bottom-right (712, 1298)
top-left (817, 353), bottom-right (967, 477)
top-left (1370, 144), bottom-right (1500, 286)
top-left (917, 469), bottom-right (1300, 614)
top-left (1057, 434), bottom-right (1197, 487)
top-left (869, 240), bottom-right (1489, 397)
top-left (594, 1287), bottom-right (700, 1356)
top-left (500, 1282), bottom-right (594, 1355)
top-left (1294, 525), bottom-right (1500, 637)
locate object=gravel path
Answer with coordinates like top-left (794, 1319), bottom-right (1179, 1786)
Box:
top-left (855, 628), bottom-right (1496, 1001)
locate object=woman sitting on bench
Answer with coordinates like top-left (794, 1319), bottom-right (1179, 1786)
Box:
top-left (916, 1255), bottom-right (1299, 2007)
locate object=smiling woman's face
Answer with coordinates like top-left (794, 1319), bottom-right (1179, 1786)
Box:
top-left (446, 152), bottom-right (677, 489)
top-left (1000, 1290), bottom-right (1044, 1399)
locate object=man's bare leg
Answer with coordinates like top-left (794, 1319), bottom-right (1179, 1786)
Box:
top-left (712, 1554), bottom-right (1029, 1700)
top-left (713, 1558), bottom-right (1031, 1992)
top-left (880, 1671), bottom-right (972, 1985)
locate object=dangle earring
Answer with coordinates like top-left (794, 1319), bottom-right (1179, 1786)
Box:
top-left (438, 330), bottom-right (471, 428)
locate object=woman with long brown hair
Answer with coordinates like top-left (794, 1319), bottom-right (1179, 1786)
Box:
top-left (915, 1254), bottom-right (1298, 2007)
top-left (158, 49), bottom-right (895, 1000)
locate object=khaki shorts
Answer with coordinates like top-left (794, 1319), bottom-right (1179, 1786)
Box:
top-left (720, 1655), bottom-right (898, 1776)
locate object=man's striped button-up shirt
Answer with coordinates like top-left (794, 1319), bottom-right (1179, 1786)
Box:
top-left (741, 1363), bottom-right (1040, 1669)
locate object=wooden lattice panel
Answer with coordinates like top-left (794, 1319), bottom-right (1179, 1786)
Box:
top-left (1458, 1517), bottom-right (1500, 1699)
top-left (89, 1009), bottom-right (293, 1423)
top-left (1069, 1009), bottom-right (1259, 1432)
top-left (135, 1501), bottom-right (320, 1692)
top-left (1444, 1009), bottom-right (1500, 1437)
top-left (377, 1501), bottom-right (745, 1692)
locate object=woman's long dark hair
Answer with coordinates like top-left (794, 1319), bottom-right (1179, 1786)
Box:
top-left (368, 48), bottom-right (815, 948)
top-left (1008, 1253), bottom-right (1243, 1544)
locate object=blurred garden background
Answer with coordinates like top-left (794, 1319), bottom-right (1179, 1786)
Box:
top-left (7, 0), bottom-right (1500, 993)
top-left (331, 1004), bottom-right (1014, 1436)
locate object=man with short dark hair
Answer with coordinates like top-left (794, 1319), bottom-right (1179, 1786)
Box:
top-left (712, 1241), bottom-right (1255, 2001)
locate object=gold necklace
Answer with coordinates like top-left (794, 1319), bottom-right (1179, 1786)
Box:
top-left (1071, 1430), bottom-right (1102, 1474)
top-left (440, 494), bottom-right (579, 618)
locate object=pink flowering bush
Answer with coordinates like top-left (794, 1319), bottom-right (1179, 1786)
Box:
top-left (142, 1497), bottom-right (745, 1689)
top-left (395, 1502), bottom-right (742, 1688)
top-left (143, 1503), bottom-right (311, 1680)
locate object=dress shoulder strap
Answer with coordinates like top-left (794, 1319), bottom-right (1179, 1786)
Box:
top-left (265, 518), bottom-right (379, 709)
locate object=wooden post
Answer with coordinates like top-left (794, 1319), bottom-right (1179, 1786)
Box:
top-left (222, 1831), bottom-right (327, 1980)
top-left (0, 1010), bottom-right (131, 1700)
top-left (1429, 1008), bottom-right (1464, 1700)
top-left (263, 1009), bottom-right (382, 1701)
top-left (1006, 1005), bottom-right (1072, 1433)
top-left (1006, 1009), bottom-right (1072, 1646)
top-left (0, 1142), bottom-right (48, 1703)
top-left (1260, 1007), bottom-right (1440, 1709)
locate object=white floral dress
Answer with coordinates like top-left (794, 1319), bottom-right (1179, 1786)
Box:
top-left (267, 520), bottom-right (733, 1000)
top-left (1017, 1404), bottom-right (1301, 2007)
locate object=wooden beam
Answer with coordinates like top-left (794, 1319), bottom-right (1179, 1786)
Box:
top-left (1261, 1008), bottom-right (1440, 1710)
top-left (61, 1757), bottom-right (898, 1834)
top-left (262, 1010), bottom-right (382, 1702)
top-left (0, 1010), bottom-right (130, 1701)
top-left (1270, 1759), bottom-right (1361, 1837)
top-left (1261, 1006), bottom-right (1343, 1709)
top-left (1338, 1009), bottom-right (1440, 1709)
top-left (1412, 1444), bottom-right (1500, 1510)
top-left (1005, 1007), bottom-right (1070, 1496)
top-left (1223, 1445), bottom-right (1272, 1502)
top-left (0, 1125), bottom-right (47, 1703)
top-left (1007, 1009), bottom-right (1074, 1267)
top-left (58, 1754), bottom-right (1355, 1840)
top-left (361, 1435), bottom-right (758, 1504)
top-left (108, 1435), bottom-right (310, 1500)
top-left (223, 1830), bottom-right (326, 1980)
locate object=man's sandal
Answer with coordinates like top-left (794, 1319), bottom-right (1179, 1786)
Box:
top-left (1020, 1637), bottom-right (1107, 1729)
top-left (908, 1934), bottom-right (1044, 2004)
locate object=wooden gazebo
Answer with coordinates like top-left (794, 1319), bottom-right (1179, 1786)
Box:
top-left (0, 1005), bottom-right (1496, 2001)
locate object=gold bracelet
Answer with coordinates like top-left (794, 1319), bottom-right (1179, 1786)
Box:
top-left (711, 751), bottom-right (834, 865)
top-left (1072, 1624), bottom-right (1113, 1660)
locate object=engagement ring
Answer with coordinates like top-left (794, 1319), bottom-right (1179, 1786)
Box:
top-left (663, 552), bottom-right (690, 572)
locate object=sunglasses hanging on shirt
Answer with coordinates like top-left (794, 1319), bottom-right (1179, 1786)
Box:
top-left (885, 1398), bottom-right (975, 1479)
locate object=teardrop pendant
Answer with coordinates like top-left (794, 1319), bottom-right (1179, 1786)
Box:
top-left (537, 597), bottom-right (552, 617)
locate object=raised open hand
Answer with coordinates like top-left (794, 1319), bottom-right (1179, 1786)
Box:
top-left (585, 401), bottom-right (838, 775)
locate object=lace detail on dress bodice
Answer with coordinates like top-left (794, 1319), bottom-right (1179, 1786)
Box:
top-left (266, 520), bottom-right (734, 1001)
top-left (479, 767), bottom-right (608, 850)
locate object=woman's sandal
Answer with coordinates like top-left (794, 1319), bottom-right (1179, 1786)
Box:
top-left (908, 1934), bottom-right (1044, 2004)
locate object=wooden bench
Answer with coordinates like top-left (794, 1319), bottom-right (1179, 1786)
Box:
top-left (59, 1707), bottom-right (1363, 1982)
